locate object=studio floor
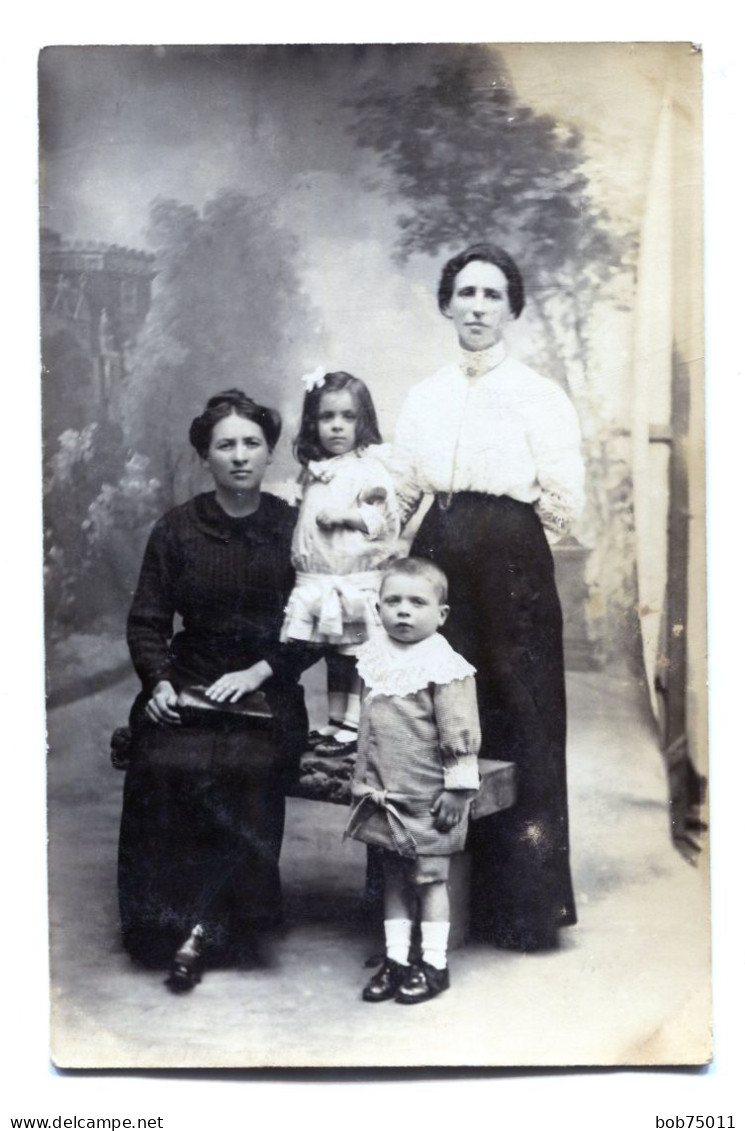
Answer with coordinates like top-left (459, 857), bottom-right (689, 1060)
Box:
top-left (46, 664), bottom-right (711, 1069)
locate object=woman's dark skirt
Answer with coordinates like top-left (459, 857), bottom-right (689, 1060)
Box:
top-left (412, 492), bottom-right (577, 949)
top-left (118, 704), bottom-right (287, 969)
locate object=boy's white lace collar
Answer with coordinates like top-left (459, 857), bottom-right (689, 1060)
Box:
top-left (458, 340), bottom-right (507, 379)
top-left (357, 631), bottom-right (476, 699)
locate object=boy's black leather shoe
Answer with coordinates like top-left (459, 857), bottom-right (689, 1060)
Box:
top-left (395, 961), bottom-right (449, 1004)
top-left (362, 958), bottom-right (409, 1002)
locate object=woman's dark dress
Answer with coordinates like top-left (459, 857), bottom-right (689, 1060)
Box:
top-left (118, 491), bottom-right (307, 968)
top-left (412, 493), bottom-right (576, 949)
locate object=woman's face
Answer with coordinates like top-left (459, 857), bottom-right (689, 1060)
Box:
top-left (317, 389), bottom-right (359, 457)
top-left (446, 260), bottom-right (514, 352)
top-left (204, 412), bottom-right (272, 493)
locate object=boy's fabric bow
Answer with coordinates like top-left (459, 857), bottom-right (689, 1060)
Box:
top-left (344, 787), bottom-right (420, 858)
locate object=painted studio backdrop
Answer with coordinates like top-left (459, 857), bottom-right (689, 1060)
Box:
top-left (39, 44), bottom-right (709, 1068)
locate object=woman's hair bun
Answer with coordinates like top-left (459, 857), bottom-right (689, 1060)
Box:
top-left (189, 388), bottom-right (282, 456)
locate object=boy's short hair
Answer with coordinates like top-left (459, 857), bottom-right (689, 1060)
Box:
top-left (380, 557), bottom-right (449, 604)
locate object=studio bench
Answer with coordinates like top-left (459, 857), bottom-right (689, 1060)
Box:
top-left (112, 690), bottom-right (517, 948)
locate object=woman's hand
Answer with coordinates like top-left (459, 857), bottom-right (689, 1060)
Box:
top-left (316, 507), bottom-right (348, 530)
top-left (316, 507), bottom-right (367, 532)
top-left (204, 661), bottom-right (273, 703)
top-left (430, 790), bottom-right (471, 833)
top-left (146, 680), bottom-right (181, 725)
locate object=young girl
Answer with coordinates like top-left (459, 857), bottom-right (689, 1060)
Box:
top-left (281, 370), bottom-right (400, 755)
top-left (345, 557), bottom-right (481, 1004)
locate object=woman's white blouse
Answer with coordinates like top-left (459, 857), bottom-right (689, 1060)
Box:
top-left (394, 348), bottom-right (585, 539)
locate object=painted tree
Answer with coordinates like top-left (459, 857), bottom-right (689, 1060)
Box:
top-left (123, 189), bottom-right (319, 503)
top-left (348, 46), bottom-right (639, 660)
top-left (349, 45), bottom-right (634, 398)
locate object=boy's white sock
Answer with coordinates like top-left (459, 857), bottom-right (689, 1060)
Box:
top-left (421, 920), bottom-right (450, 970)
top-left (384, 918), bottom-right (412, 966)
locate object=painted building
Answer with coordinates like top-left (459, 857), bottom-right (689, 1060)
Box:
top-left (40, 228), bottom-right (156, 446)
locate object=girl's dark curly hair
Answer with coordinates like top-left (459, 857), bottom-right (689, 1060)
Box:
top-left (189, 389), bottom-right (282, 457)
top-left (293, 371), bottom-right (382, 467)
top-left (437, 243), bottom-right (525, 319)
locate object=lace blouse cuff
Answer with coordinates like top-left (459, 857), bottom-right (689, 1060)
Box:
top-left (535, 486), bottom-right (576, 537)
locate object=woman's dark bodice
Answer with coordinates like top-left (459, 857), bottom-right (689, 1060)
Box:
top-left (127, 491), bottom-right (299, 693)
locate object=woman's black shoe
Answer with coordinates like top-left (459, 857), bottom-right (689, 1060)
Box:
top-left (165, 925), bottom-right (204, 993)
top-left (362, 958), bottom-right (409, 1002)
top-left (395, 961), bottom-right (449, 1004)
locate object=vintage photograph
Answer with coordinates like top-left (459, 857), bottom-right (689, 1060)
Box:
top-left (39, 42), bottom-right (710, 1069)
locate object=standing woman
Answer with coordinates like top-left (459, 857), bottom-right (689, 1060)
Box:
top-left (118, 389), bottom-right (307, 990)
top-left (394, 244), bottom-right (585, 951)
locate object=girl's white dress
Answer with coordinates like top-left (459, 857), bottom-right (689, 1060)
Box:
top-left (281, 445), bottom-right (400, 651)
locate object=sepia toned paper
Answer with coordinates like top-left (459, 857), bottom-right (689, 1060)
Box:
top-left (39, 42), bottom-right (711, 1070)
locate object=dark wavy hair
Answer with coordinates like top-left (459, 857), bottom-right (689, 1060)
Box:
top-left (437, 243), bottom-right (525, 319)
top-left (380, 556), bottom-right (449, 605)
top-left (293, 371), bottom-right (382, 467)
top-left (189, 389), bottom-right (282, 457)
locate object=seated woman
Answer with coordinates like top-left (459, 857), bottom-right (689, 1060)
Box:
top-left (118, 389), bottom-right (308, 992)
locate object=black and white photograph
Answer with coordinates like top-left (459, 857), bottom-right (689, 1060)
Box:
top-left (36, 41), bottom-right (712, 1071)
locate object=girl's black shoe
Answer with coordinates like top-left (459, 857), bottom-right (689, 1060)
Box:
top-left (307, 720), bottom-right (345, 748)
top-left (313, 734), bottom-right (357, 757)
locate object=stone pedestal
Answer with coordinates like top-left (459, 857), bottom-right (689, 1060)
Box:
top-left (553, 536), bottom-right (605, 670)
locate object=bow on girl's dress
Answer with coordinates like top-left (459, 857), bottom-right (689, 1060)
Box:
top-left (305, 458), bottom-right (337, 485)
top-left (314, 575), bottom-right (374, 640)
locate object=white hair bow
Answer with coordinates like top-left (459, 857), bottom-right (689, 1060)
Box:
top-left (300, 365), bottom-right (327, 393)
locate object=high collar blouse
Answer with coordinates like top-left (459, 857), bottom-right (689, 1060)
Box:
top-left (393, 343), bottom-right (585, 539)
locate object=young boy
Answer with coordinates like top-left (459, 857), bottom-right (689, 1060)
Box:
top-left (345, 557), bottom-right (481, 1003)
